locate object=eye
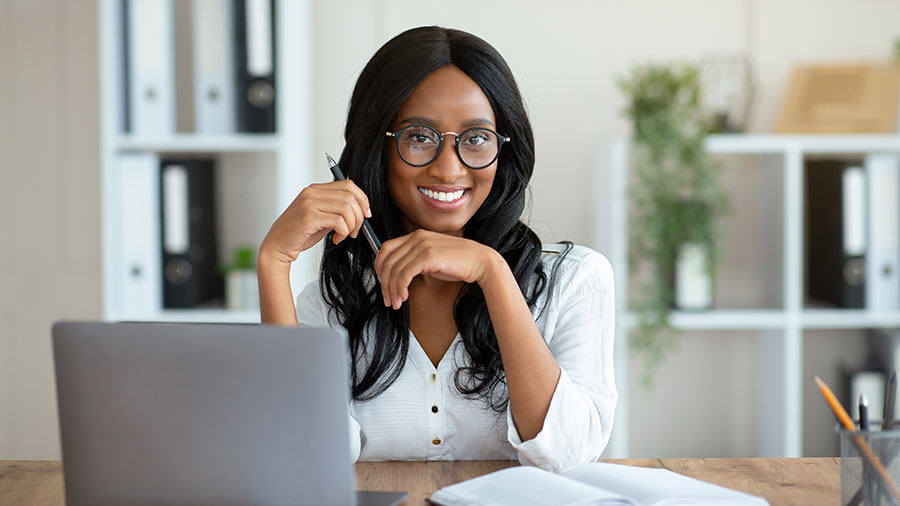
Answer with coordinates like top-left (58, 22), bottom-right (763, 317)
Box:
top-left (402, 126), bottom-right (438, 145)
top-left (462, 129), bottom-right (493, 146)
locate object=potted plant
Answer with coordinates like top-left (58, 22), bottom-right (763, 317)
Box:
top-left (220, 244), bottom-right (260, 311)
top-left (618, 62), bottom-right (731, 387)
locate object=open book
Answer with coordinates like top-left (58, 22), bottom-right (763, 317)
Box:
top-left (428, 463), bottom-right (770, 506)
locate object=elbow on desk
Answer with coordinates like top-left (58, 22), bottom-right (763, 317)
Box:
top-left (512, 394), bottom-right (614, 474)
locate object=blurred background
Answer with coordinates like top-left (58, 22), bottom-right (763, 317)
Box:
top-left (2, 0), bottom-right (900, 461)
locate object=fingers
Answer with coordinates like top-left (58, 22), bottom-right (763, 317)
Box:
top-left (338, 179), bottom-right (372, 219)
top-left (311, 191), bottom-right (366, 243)
top-left (311, 179), bottom-right (372, 218)
top-left (382, 244), bottom-right (423, 309)
top-left (374, 232), bottom-right (429, 309)
top-left (316, 211), bottom-right (351, 245)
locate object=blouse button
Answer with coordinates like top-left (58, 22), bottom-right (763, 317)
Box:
top-left (432, 438), bottom-right (442, 445)
top-left (431, 405), bottom-right (439, 414)
top-left (430, 373), bottom-right (437, 383)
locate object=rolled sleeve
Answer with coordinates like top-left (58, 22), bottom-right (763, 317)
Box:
top-left (349, 413), bottom-right (362, 462)
top-left (507, 251), bottom-right (617, 473)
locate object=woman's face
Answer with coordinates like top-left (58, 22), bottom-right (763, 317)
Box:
top-left (386, 65), bottom-right (498, 236)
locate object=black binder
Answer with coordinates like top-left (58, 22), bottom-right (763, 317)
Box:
top-left (233, 0), bottom-right (276, 132)
top-left (805, 158), bottom-right (866, 308)
top-left (159, 158), bottom-right (223, 308)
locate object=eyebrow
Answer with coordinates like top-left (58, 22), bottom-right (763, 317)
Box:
top-left (399, 116), bottom-right (495, 128)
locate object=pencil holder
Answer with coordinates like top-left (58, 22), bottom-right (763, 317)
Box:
top-left (839, 423), bottom-right (900, 506)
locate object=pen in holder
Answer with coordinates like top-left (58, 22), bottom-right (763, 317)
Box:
top-left (839, 422), bottom-right (900, 506)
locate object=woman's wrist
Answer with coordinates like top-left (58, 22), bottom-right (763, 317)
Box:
top-left (257, 241), bottom-right (293, 274)
top-left (476, 247), bottom-right (512, 289)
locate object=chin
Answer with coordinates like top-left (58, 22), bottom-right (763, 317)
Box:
top-left (414, 216), bottom-right (469, 235)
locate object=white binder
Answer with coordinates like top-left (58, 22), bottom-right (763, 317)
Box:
top-left (192, 0), bottom-right (236, 133)
top-left (118, 153), bottom-right (162, 316)
top-left (865, 154), bottom-right (900, 310)
top-left (127, 0), bottom-right (175, 134)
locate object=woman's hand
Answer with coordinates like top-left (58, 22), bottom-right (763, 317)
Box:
top-left (258, 179), bottom-right (371, 267)
top-left (373, 229), bottom-right (504, 309)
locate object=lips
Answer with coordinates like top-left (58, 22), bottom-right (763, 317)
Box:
top-left (417, 186), bottom-right (469, 210)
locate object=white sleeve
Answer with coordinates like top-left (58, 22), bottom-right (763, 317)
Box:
top-left (296, 281), bottom-right (364, 462)
top-left (506, 251), bottom-right (617, 473)
top-left (295, 280), bottom-right (334, 328)
top-left (348, 413), bottom-right (361, 462)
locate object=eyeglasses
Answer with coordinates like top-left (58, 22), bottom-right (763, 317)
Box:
top-left (385, 124), bottom-right (511, 170)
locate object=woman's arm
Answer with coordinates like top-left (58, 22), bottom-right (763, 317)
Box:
top-left (256, 179), bottom-right (371, 326)
top-left (477, 251), bottom-right (561, 442)
top-left (257, 249), bottom-right (299, 326)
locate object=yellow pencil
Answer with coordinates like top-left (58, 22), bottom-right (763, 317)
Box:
top-left (813, 375), bottom-right (900, 500)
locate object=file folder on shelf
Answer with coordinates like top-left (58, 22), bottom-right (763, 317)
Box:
top-left (160, 159), bottom-right (224, 308)
top-left (806, 159), bottom-right (867, 308)
top-left (865, 154), bottom-right (900, 311)
top-left (125, 0), bottom-right (176, 134)
top-left (233, 0), bottom-right (276, 132)
top-left (192, 0), bottom-right (236, 133)
top-left (118, 153), bottom-right (162, 316)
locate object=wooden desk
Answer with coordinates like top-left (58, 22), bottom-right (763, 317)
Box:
top-left (0, 458), bottom-right (840, 505)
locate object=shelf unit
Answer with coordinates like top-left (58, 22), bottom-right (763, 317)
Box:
top-left (99, 0), bottom-right (316, 324)
top-left (599, 133), bottom-right (900, 458)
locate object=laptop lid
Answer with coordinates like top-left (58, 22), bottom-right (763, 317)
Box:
top-left (52, 321), bottom-right (358, 506)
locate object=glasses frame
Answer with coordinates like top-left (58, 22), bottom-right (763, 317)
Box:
top-left (385, 124), bottom-right (511, 170)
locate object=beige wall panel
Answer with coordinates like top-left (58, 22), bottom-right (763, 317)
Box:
top-left (0, 0), bottom-right (100, 459)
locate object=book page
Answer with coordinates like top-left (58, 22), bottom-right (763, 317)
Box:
top-left (429, 466), bottom-right (636, 506)
top-left (563, 463), bottom-right (769, 506)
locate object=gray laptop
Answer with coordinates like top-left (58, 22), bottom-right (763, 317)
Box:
top-left (52, 321), bottom-right (407, 506)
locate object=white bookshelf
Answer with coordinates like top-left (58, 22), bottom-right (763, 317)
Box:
top-left (99, 0), bottom-right (316, 324)
top-left (599, 134), bottom-right (900, 458)
top-left (115, 134), bottom-right (283, 153)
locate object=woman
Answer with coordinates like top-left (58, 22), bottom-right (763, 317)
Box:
top-left (258, 26), bottom-right (616, 472)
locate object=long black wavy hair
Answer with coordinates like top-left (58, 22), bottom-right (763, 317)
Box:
top-left (321, 26), bottom-right (569, 411)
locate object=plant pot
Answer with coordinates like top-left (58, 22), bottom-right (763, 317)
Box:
top-left (226, 270), bottom-right (259, 311)
top-left (674, 242), bottom-right (712, 310)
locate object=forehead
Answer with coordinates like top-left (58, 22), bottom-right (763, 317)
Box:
top-left (396, 65), bottom-right (495, 127)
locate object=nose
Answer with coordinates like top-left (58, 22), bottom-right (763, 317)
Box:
top-left (427, 135), bottom-right (467, 182)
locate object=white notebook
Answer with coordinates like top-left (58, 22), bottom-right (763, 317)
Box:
top-left (428, 463), bottom-right (770, 506)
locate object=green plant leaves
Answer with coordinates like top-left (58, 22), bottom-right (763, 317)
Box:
top-left (618, 62), bottom-right (731, 390)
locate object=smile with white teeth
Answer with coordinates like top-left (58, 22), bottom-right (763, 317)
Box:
top-left (418, 187), bottom-right (466, 202)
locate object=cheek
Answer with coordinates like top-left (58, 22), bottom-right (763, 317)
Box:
top-left (474, 169), bottom-right (497, 201)
top-left (385, 160), bottom-right (417, 206)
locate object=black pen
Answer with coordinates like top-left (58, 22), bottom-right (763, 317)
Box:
top-left (886, 372), bottom-right (897, 431)
top-left (325, 153), bottom-right (381, 254)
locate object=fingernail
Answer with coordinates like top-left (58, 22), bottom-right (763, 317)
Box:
top-left (365, 208), bottom-right (372, 218)
top-left (383, 296), bottom-right (390, 307)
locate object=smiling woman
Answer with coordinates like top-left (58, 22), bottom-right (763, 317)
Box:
top-left (257, 26), bottom-right (617, 473)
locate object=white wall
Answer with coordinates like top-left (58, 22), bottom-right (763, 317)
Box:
top-left (2, 0), bottom-right (899, 459)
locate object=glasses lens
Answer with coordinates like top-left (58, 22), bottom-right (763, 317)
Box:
top-left (396, 126), bottom-right (441, 166)
top-left (458, 128), bottom-right (499, 169)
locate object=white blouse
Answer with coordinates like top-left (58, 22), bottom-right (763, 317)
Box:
top-left (295, 244), bottom-right (617, 473)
